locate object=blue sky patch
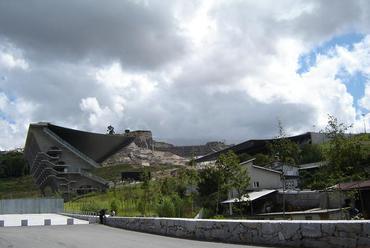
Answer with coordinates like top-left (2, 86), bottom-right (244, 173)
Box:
top-left (297, 32), bottom-right (367, 112)
top-left (335, 69), bottom-right (368, 111)
top-left (0, 91), bottom-right (16, 124)
top-left (297, 33), bottom-right (364, 74)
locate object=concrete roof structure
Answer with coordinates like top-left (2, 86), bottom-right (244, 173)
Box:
top-left (46, 123), bottom-right (134, 163)
top-left (23, 122), bottom-right (134, 199)
top-left (221, 189), bottom-right (277, 203)
top-left (298, 161), bottom-right (326, 170)
top-left (195, 132), bottom-right (328, 163)
top-left (330, 180), bottom-right (370, 190)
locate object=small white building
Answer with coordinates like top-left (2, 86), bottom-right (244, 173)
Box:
top-left (241, 159), bottom-right (283, 190)
top-left (223, 159), bottom-right (284, 216)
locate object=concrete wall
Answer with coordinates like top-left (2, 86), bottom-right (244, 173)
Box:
top-left (276, 191), bottom-right (322, 210)
top-left (0, 198), bottom-right (63, 214)
top-left (64, 214), bottom-right (370, 248)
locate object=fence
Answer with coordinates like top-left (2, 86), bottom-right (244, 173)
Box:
top-left (0, 198), bottom-right (63, 214)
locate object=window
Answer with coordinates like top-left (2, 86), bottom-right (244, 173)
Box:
top-left (253, 181), bottom-right (260, 188)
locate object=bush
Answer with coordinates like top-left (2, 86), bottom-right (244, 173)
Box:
top-left (0, 152), bottom-right (27, 178)
top-left (211, 215), bottom-right (225, 219)
top-left (201, 208), bottom-right (216, 219)
top-left (110, 199), bottom-right (119, 213)
top-left (80, 201), bottom-right (101, 213)
top-left (171, 194), bottom-right (186, 217)
top-left (157, 196), bottom-right (176, 217)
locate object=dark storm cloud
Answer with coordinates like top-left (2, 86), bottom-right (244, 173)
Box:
top-left (0, 0), bottom-right (187, 69)
top-left (121, 86), bottom-right (317, 145)
top-left (287, 0), bottom-right (363, 42)
top-left (0, 62), bottom-right (99, 126)
top-left (0, 0), bottom-right (369, 150)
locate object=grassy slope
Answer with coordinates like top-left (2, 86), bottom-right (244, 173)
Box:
top-left (0, 175), bottom-right (41, 199)
top-left (64, 185), bottom-right (156, 216)
top-left (66, 164), bottom-right (185, 216)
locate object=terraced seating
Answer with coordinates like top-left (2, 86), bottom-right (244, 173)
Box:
top-left (30, 147), bottom-right (108, 199)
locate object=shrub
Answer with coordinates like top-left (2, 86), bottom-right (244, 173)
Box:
top-left (80, 201), bottom-right (101, 213)
top-left (157, 196), bottom-right (176, 217)
top-left (110, 199), bottom-right (119, 213)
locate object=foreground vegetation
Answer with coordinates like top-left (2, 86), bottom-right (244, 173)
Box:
top-left (66, 151), bottom-right (251, 218)
top-left (0, 175), bottom-right (41, 199)
top-left (0, 151), bottom-right (28, 178)
top-left (65, 170), bottom-right (200, 218)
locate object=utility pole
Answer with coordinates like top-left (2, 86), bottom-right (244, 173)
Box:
top-left (282, 165), bottom-right (286, 219)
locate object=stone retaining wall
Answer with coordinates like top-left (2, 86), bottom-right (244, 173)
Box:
top-left (63, 214), bottom-right (370, 248)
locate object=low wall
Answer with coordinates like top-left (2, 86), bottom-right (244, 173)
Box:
top-left (0, 198), bottom-right (63, 214)
top-left (63, 214), bottom-right (370, 248)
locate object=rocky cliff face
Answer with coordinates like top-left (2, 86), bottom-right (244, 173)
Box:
top-left (102, 129), bottom-right (227, 167)
top-left (153, 141), bottom-right (229, 158)
top-left (125, 130), bottom-right (153, 149)
top-left (101, 142), bottom-right (188, 167)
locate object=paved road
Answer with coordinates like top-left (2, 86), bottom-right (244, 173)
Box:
top-left (0, 224), bottom-right (274, 248)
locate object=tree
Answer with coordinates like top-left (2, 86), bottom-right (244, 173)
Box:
top-left (254, 153), bottom-right (271, 166)
top-left (268, 120), bottom-right (300, 164)
top-left (107, 125), bottom-right (115, 135)
top-left (177, 168), bottom-right (199, 215)
top-left (304, 115), bottom-right (369, 190)
top-left (198, 165), bottom-right (223, 214)
top-left (238, 153), bottom-right (253, 162)
top-left (318, 115), bottom-right (369, 187)
top-left (300, 144), bottom-right (323, 164)
top-left (217, 151), bottom-right (250, 216)
top-left (0, 152), bottom-right (27, 178)
top-left (198, 150), bottom-right (250, 216)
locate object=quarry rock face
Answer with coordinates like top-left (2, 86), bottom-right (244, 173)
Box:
top-left (153, 141), bottom-right (229, 158)
top-left (102, 131), bottom-right (188, 166)
top-left (102, 142), bottom-right (188, 166)
top-left (102, 129), bottom-right (229, 167)
top-left (125, 130), bottom-right (154, 149)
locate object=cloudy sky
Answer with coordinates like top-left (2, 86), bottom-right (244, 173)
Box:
top-left (0, 0), bottom-right (370, 149)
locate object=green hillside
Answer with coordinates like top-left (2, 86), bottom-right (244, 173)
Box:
top-left (0, 175), bottom-right (41, 199)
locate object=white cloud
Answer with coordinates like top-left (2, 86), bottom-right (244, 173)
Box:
top-left (0, 0), bottom-right (370, 149)
top-left (0, 44), bottom-right (28, 70)
top-left (79, 97), bottom-right (120, 129)
top-left (0, 92), bottom-right (37, 150)
top-left (359, 81), bottom-right (370, 110)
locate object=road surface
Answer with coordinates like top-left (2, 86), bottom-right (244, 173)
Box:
top-left (0, 224), bottom-right (275, 248)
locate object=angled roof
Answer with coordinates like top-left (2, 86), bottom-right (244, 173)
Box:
top-left (28, 123), bottom-right (134, 163)
top-left (251, 164), bottom-right (282, 174)
top-left (195, 132), bottom-right (325, 163)
top-left (331, 180), bottom-right (370, 190)
top-left (298, 161), bottom-right (327, 170)
top-left (221, 189), bottom-right (277, 203)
